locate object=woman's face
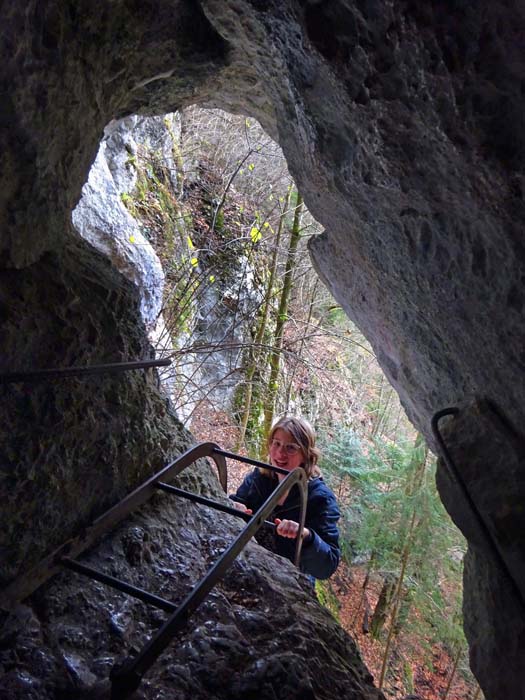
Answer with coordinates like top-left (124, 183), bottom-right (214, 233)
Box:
top-left (269, 428), bottom-right (305, 477)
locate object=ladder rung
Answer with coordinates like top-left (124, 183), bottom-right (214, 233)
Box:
top-left (155, 482), bottom-right (276, 529)
top-left (213, 447), bottom-right (289, 475)
top-left (60, 557), bottom-right (177, 612)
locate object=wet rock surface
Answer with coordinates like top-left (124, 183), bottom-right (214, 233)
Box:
top-left (0, 490), bottom-right (383, 700)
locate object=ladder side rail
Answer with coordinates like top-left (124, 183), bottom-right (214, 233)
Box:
top-left (110, 468), bottom-right (308, 698)
top-left (294, 465), bottom-right (308, 567)
top-left (210, 448), bottom-right (227, 492)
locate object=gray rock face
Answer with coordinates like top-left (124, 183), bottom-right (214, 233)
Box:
top-left (1, 1), bottom-right (525, 697)
top-left (0, 475), bottom-right (383, 700)
top-left (435, 400), bottom-right (525, 699)
top-left (72, 118), bottom-right (165, 330)
top-left (0, 242), bottom-right (184, 583)
top-left (189, 255), bottom-right (263, 411)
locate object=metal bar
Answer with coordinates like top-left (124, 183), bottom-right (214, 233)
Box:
top-left (110, 468), bottom-right (308, 699)
top-left (293, 467), bottom-right (308, 568)
top-left (155, 482), bottom-right (276, 529)
top-left (0, 358), bottom-right (172, 384)
top-left (432, 407), bottom-right (525, 611)
top-left (0, 442), bottom-right (226, 610)
top-left (60, 557), bottom-right (177, 613)
top-left (212, 447), bottom-right (288, 475)
top-left (210, 448), bottom-right (228, 492)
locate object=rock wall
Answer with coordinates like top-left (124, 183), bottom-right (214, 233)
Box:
top-left (0, 243), bottom-right (187, 585)
top-left (0, 470), bottom-right (384, 700)
top-left (435, 401), bottom-right (525, 700)
top-left (1, 1), bottom-right (525, 697)
top-left (72, 116), bottom-right (170, 330)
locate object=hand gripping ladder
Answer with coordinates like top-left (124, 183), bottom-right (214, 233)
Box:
top-left (1, 442), bottom-right (308, 700)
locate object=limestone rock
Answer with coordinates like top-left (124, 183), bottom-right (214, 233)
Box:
top-left (0, 491), bottom-right (384, 700)
top-left (2, 1), bottom-right (525, 697)
top-left (435, 400), bottom-right (525, 698)
top-left (72, 118), bottom-right (168, 330)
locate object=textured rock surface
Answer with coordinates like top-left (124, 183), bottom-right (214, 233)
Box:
top-left (1, 1), bottom-right (525, 697)
top-left (72, 116), bottom-right (168, 329)
top-left (0, 484), bottom-right (383, 700)
top-left (0, 242), bottom-right (188, 585)
top-left (435, 401), bottom-right (525, 699)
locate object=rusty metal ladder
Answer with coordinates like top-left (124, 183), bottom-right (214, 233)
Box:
top-left (1, 360), bottom-right (309, 699)
top-left (8, 443), bottom-right (306, 699)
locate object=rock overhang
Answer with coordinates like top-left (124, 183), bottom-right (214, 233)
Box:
top-left (1, 2), bottom-right (525, 697)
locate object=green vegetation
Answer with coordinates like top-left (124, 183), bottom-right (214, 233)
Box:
top-left (315, 579), bottom-right (341, 622)
top-left (321, 429), bottom-right (469, 688)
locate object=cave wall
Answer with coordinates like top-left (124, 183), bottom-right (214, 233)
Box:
top-left (2, 1), bottom-right (525, 697)
top-left (0, 243), bottom-right (188, 585)
top-left (0, 0), bottom-right (227, 580)
top-left (0, 484), bottom-right (384, 700)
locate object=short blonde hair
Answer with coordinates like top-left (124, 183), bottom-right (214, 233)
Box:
top-left (262, 416), bottom-right (321, 479)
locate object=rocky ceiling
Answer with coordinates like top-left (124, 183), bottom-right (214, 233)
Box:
top-left (1, 1), bottom-right (525, 698)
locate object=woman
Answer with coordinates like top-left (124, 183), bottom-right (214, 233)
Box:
top-left (231, 416), bottom-right (340, 580)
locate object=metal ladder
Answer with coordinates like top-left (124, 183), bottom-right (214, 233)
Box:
top-left (1, 441), bottom-right (308, 699)
top-left (1, 359), bottom-right (308, 697)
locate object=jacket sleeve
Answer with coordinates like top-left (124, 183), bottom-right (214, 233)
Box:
top-left (229, 469), bottom-right (258, 508)
top-left (300, 488), bottom-right (341, 580)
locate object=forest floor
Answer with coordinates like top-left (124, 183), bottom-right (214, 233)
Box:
top-left (190, 402), bottom-right (478, 700)
top-left (328, 563), bottom-right (475, 699)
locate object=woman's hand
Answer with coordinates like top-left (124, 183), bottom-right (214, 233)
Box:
top-left (232, 501), bottom-right (252, 515)
top-left (274, 518), bottom-right (311, 541)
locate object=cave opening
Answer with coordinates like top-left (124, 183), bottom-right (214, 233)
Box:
top-left (66, 106), bottom-right (474, 696)
top-left (3, 1), bottom-right (525, 696)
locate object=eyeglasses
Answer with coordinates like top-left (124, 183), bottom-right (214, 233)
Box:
top-left (270, 438), bottom-right (301, 455)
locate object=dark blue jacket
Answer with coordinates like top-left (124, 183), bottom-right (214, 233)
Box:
top-left (231, 469), bottom-right (340, 580)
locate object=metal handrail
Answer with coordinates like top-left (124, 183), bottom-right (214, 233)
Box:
top-left (432, 407), bottom-right (525, 612)
top-left (0, 358), bottom-right (172, 384)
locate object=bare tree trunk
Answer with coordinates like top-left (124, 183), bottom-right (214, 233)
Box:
top-left (284, 278), bottom-right (319, 412)
top-left (374, 387), bottom-right (394, 440)
top-left (261, 191), bottom-right (303, 449)
top-left (370, 573), bottom-right (397, 638)
top-left (236, 189), bottom-right (291, 449)
top-left (378, 507), bottom-right (417, 689)
top-left (378, 433), bottom-right (428, 689)
top-left (351, 553), bottom-right (375, 629)
top-left (442, 646), bottom-right (462, 700)
top-left (371, 375), bottom-right (384, 437)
